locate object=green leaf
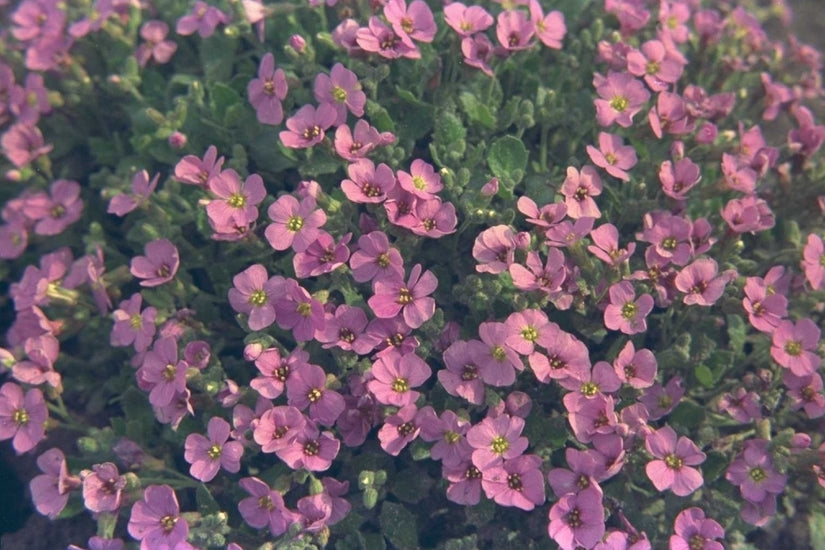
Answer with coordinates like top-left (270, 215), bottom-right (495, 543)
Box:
top-left (812, 512), bottom-right (825, 550)
top-left (695, 364), bottom-right (714, 388)
top-left (366, 100), bottom-right (395, 133)
top-left (196, 484), bottom-right (221, 515)
top-left (459, 92), bottom-right (496, 129)
top-left (727, 314), bottom-right (746, 356)
top-left (669, 401), bottom-right (706, 430)
top-left (487, 135), bottom-right (528, 185)
top-left (379, 502), bottom-right (418, 550)
top-left (389, 464), bottom-right (433, 503)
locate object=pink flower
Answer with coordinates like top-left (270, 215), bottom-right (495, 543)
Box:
top-left (238, 477), bottom-right (293, 536)
top-left (286, 364), bottom-right (346, 426)
top-left (130, 239), bottom-right (180, 287)
top-left (721, 196), bottom-right (775, 234)
top-left (276, 423), bottom-right (340, 471)
top-left (726, 439), bottom-right (787, 504)
top-left (770, 318), bottom-right (821, 376)
top-left (473, 225), bottom-right (518, 274)
top-left (1, 123), bottom-right (53, 168)
top-left (110, 294), bottom-right (156, 352)
top-left (333, 119), bottom-right (394, 161)
top-left (565, 393), bottom-right (618, 444)
top-left (349, 231), bottom-right (404, 283)
top-left (135, 20), bottom-right (177, 67)
top-left (228, 264), bottom-right (285, 331)
top-left (613, 341), bottom-right (657, 389)
top-left (546, 446), bottom-right (609, 497)
top-left (461, 34), bottom-right (494, 76)
top-left (659, 158), bottom-right (699, 200)
top-left (397, 158), bottom-right (443, 198)
top-left (675, 258), bottom-right (736, 306)
top-left (368, 263), bottom-right (437, 329)
top-left (314, 63), bottom-right (365, 126)
top-left (496, 9), bottom-right (534, 51)
top-left (341, 158), bottom-right (396, 204)
top-left (280, 103), bottom-right (337, 149)
top-left (384, 0), bottom-right (436, 45)
top-left (418, 408), bottom-right (472, 467)
top-left (547, 487), bottom-right (605, 550)
top-left (586, 132), bottom-right (637, 181)
top-left (377, 403), bottom-right (423, 456)
top-left (802, 233), bottom-right (825, 290)
top-left (367, 349), bottom-right (431, 407)
top-left (626, 39), bottom-right (684, 91)
top-left (108, 170), bottom-right (159, 216)
top-left (528, 0), bottom-right (566, 49)
top-left (137, 337), bottom-right (188, 408)
top-left (588, 223), bottom-right (635, 266)
top-left (30, 448), bottom-right (80, 519)
top-left (466, 414), bottom-right (528, 470)
top-left (0, 381), bottom-right (47, 454)
top-left (561, 165), bottom-right (603, 219)
top-left (81, 462), bottom-right (126, 513)
top-left (273, 279), bottom-right (325, 341)
top-left (253, 405), bottom-right (306, 453)
top-left (640, 376), bottom-right (684, 420)
top-left (356, 16), bottom-right (420, 60)
top-left (184, 416), bottom-right (244, 481)
top-left (127, 485), bottom-right (189, 550)
top-left (439, 339), bottom-right (487, 405)
top-left (174, 145), bottom-right (224, 188)
top-left (265, 195), bottom-right (326, 253)
top-left (9, 73), bottom-right (51, 125)
top-left (593, 71), bottom-right (650, 127)
top-left (443, 460), bottom-right (483, 505)
top-left (444, 2), bottom-right (493, 37)
top-left (529, 327), bottom-right (590, 384)
top-left (669, 508), bottom-right (724, 550)
top-left (293, 231), bottom-right (351, 279)
top-left (475, 321), bottom-right (522, 386)
top-left (176, 1), bottom-right (230, 37)
top-left (604, 281), bottom-right (654, 335)
top-left (783, 371), bottom-right (825, 419)
top-left (718, 388), bottom-right (762, 423)
top-left (408, 197), bottom-right (457, 238)
top-left (482, 453), bottom-right (545, 510)
top-left (638, 211), bottom-right (693, 267)
top-left (315, 304), bottom-right (369, 352)
top-left (206, 170), bottom-right (266, 229)
top-left (644, 425), bottom-right (705, 496)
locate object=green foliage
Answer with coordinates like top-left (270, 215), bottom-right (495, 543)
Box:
top-left (487, 135), bottom-right (528, 191)
top-left (379, 502), bottom-right (419, 550)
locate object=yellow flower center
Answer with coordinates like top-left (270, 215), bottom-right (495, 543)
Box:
top-left (664, 453), bottom-right (683, 470)
top-left (332, 86), bottom-right (347, 103)
top-left (491, 435), bottom-right (509, 454)
top-left (13, 408), bottom-right (29, 426)
top-left (249, 289), bottom-right (268, 306)
top-left (621, 302), bottom-right (637, 320)
top-left (287, 215), bottom-right (304, 232)
top-left (610, 95), bottom-right (629, 112)
top-left (228, 193), bottom-right (246, 208)
top-left (392, 377), bottom-right (409, 393)
top-left (307, 388), bottom-right (322, 403)
top-left (207, 444), bottom-right (222, 459)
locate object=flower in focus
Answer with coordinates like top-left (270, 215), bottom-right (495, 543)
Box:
top-left (129, 239), bottom-right (180, 288)
top-left (127, 485), bottom-right (188, 550)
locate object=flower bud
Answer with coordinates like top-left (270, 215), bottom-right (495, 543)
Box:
top-left (168, 131), bottom-right (187, 149)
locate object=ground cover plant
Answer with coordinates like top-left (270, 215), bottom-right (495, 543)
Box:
top-left (1, 0), bottom-right (825, 548)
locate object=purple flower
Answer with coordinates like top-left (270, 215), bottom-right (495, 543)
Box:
top-left (276, 423), bottom-right (340, 471)
top-left (547, 487), bottom-right (605, 550)
top-left (588, 223), bottom-right (635, 266)
top-left (247, 53), bottom-right (288, 125)
top-left (0, 381), bottom-right (47, 454)
top-left (377, 403), bottom-right (422, 456)
top-left (726, 439), bottom-right (788, 504)
top-left (466, 414), bottom-right (528, 471)
top-left (368, 263), bottom-right (437, 329)
top-left (293, 231), bottom-right (352, 279)
top-left (384, 0), bottom-right (436, 45)
top-left (265, 195), bottom-right (326, 253)
top-left (184, 417), bottom-right (244, 482)
top-left (206, 170), bottom-right (266, 229)
top-left (110, 293), bottom-right (156, 352)
top-left (253, 405), bottom-right (306, 454)
top-left (130, 239), bottom-right (180, 287)
top-left (438, 339), bottom-right (487, 405)
top-left (108, 170), bottom-right (159, 217)
top-left (444, 2), bottom-right (493, 37)
top-left (175, 1), bottom-right (230, 37)
top-left (613, 341), bottom-right (657, 389)
top-left (273, 279), bottom-right (325, 341)
top-left (30, 448), bottom-right (80, 519)
top-left (286, 363), bottom-right (346, 426)
top-left (594, 71), bottom-right (650, 128)
top-left (644, 425), bottom-right (705, 496)
top-left (238, 477), bottom-right (293, 536)
top-left (367, 349), bottom-right (431, 407)
top-left (334, 120), bottom-right (394, 161)
top-left (227, 264), bottom-right (285, 331)
top-left (397, 158), bottom-right (443, 199)
top-left (675, 258), bottom-right (736, 307)
top-left (802, 233), bottom-right (825, 290)
top-left (314, 63), bottom-right (365, 126)
top-left (135, 21), bottom-right (177, 67)
top-left (659, 158), bottom-right (700, 200)
top-left (482, 454), bottom-right (545, 510)
top-left (137, 337), bottom-right (187, 407)
top-left (127, 485), bottom-right (189, 550)
top-left (561, 165), bottom-right (603, 219)
top-left (349, 231), bottom-right (404, 283)
top-left (529, 0), bottom-right (566, 49)
top-left (356, 16), bottom-right (421, 60)
top-left (669, 507), bottom-right (724, 550)
top-left (280, 104), bottom-right (337, 149)
top-left (67, 536), bottom-right (125, 550)
top-left (603, 281), bottom-right (654, 335)
top-left (626, 39), bottom-right (684, 92)
top-left (418, 408), bottom-right (472, 467)
top-left (174, 145), bottom-right (224, 188)
top-left (1, 123), bottom-right (53, 168)
top-left (586, 132), bottom-right (637, 181)
top-left (81, 462), bottom-right (126, 513)
top-left (496, 9), bottom-right (534, 51)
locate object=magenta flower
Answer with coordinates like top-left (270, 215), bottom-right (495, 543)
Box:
top-left (137, 337), bottom-right (187, 407)
top-left (466, 414), bottom-right (528, 470)
top-left (176, 1), bottom-right (230, 37)
top-left (529, 0), bottom-right (566, 49)
top-left (529, 327), bottom-right (590, 384)
top-left (384, 0), bottom-right (436, 45)
top-left (0, 381), bottom-right (47, 454)
top-left (594, 71), bottom-right (650, 127)
top-left (418, 408), bottom-right (472, 467)
top-left (12, 0), bottom-right (66, 43)
top-left (30, 448), bottom-right (80, 519)
top-left (669, 507), bottom-right (724, 550)
top-left (110, 293), bottom-right (156, 352)
top-left (613, 341), bottom-right (657, 389)
top-left (377, 403), bottom-right (422, 456)
top-left (473, 225), bottom-right (518, 274)
top-left (367, 349), bottom-right (431, 407)
top-left (638, 211), bottom-right (692, 266)
top-left (334, 119), bottom-right (394, 161)
top-left (721, 195), bottom-right (775, 234)
top-left (280, 103), bottom-right (337, 149)
top-left (206, 170), bottom-right (266, 229)
top-left (397, 159), bottom-right (443, 199)
top-left (626, 39), bottom-right (684, 92)
top-left (438, 339), bottom-right (487, 405)
top-left (496, 9), bottom-right (534, 51)
top-left (604, 281), bottom-right (654, 335)
top-left (561, 165), bottom-right (603, 219)
top-left (130, 238), bottom-right (179, 287)
top-left (443, 2), bottom-right (493, 37)
top-left (248, 53), bottom-right (288, 125)
top-left (640, 376), bottom-right (685, 420)
top-left (341, 159), bottom-right (396, 204)
top-left (644, 425), bottom-right (705, 496)
top-left (509, 249), bottom-right (567, 296)
top-left (184, 417), bottom-right (244, 482)
top-left (349, 231), bottom-right (404, 283)
top-left (314, 63), bottom-right (365, 126)
top-left (588, 223), bottom-right (635, 266)
top-left (368, 263), bottom-right (437, 329)
top-left (356, 16), bottom-right (421, 60)
top-left (127, 485), bottom-right (189, 550)
top-left (293, 231), bottom-right (351, 279)
top-left (228, 264), bottom-right (285, 331)
top-left (482, 454), bottom-right (545, 510)
top-left (174, 145), bottom-right (224, 188)
top-left (717, 388), bottom-right (762, 423)
top-left (461, 34), bottom-right (494, 76)
top-left (675, 258), bottom-right (736, 306)
top-left (250, 347), bottom-right (307, 399)
top-left (802, 233), bottom-right (825, 290)
top-left (81, 462), bottom-right (126, 513)
top-left (586, 132), bottom-right (637, 181)
top-left (547, 487), bottom-right (605, 550)
top-left (286, 363), bottom-right (346, 426)
top-left (108, 170), bottom-right (159, 217)
top-left (276, 423), bottom-right (340, 471)
top-left (273, 279), bottom-right (325, 341)
top-left (546, 446), bottom-right (608, 497)
top-left (135, 20), bottom-right (177, 67)
top-left (265, 195), bottom-right (326, 253)
top-left (726, 439), bottom-right (787, 504)
top-left (475, 321), bottom-right (522, 386)
top-left (315, 304), bottom-right (369, 352)
top-left (253, 405), bottom-right (306, 453)
top-left (770, 318), bottom-right (821, 376)
top-left (783, 371), bottom-right (825, 419)
top-left (565, 393), bottom-right (618, 444)
top-left (659, 158), bottom-right (700, 200)
top-left (238, 477), bottom-right (293, 536)
top-left (444, 460), bottom-right (483, 505)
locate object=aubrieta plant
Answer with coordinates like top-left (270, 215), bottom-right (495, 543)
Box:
top-left (1, 0), bottom-right (825, 548)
